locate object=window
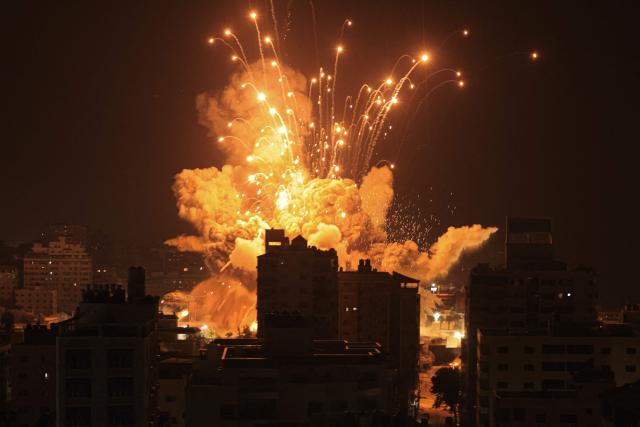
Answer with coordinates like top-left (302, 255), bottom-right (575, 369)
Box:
top-left (66, 349), bottom-right (91, 370)
top-left (601, 347), bottom-right (611, 355)
top-left (108, 377), bottom-right (133, 397)
top-left (524, 382), bottom-right (534, 389)
top-left (567, 344), bottom-right (593, 354)
top-left (497, 381), bottom-right (508, 389)
top-left (542, 379), bottom-right (564, 389)
top-left (497, 408), bottom-right (510, 423)
top-left (220, 404), bottom-right (236, 420)
top-left (524, 346), bottom-right (534, 354)
top-left (524, 364), bottom-right (534, 371)
top-left (498, 346), bottom-right (509, 354)
top-left (542, 362), bottom-right (565, 371)
top-left (567, 361), bottom-right (589, 371)
top-left (514, 408), bottom-right (525, 421)
top-left (66, 378), bottom-right (91, 398)
top-left (498, 363), bottom-right (509, 371)
top-left (625, 365), bottom-right (637, 373)
top-left (626, 348), bottom-right (637, 355)
top-left (107, 349), bottom-right (134, 369)
top-left (542, 344), bottom-right (565, 354)
top-left (66, 407), bottom-right (91, 426)
top-left (559, 414), bottom-right (577, 423)
top-left (107, 406), bottom-right (134, 426)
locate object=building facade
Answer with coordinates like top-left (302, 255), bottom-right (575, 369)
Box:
top-left (23, 236), bottom-right (92, 314)
top-left (9, 324), bottom-right (57, 427)
top-left (55, 269), bottom-right (158, 427)
top-left (14, 285), bottom-right (58, 316)
top-left (464, 218), bottom-right (598, 426)
top-left (257, 230), bottom-right (339, 339)
top-left (0, 265), bottom-right (17, 305)
top-left (476, 326), bottom-right (640, 426)
top-left (186, 313), bottom-right (393, 427)
top-left (338, 259), bottom-right (420, 412)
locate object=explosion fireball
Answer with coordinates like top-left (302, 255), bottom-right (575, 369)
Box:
top-left (165, 7), bottom-right (497, 335)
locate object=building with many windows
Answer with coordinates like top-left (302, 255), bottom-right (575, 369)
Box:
top-left (475, 324), bottom-right (640, 426)
top-left (0, 265), bottom-right (17, 305)
top-left (9, 324), bottom-right (57, 427)
top-left (23, 236), bottom-right (92, 314)
top-left (14, 285), bottom-right (57, 316)
top-left (338, 259), bottom-right (420, 413)
top-left (464, 218), bottom-right (599, 426)
top-left (186, 313), bottom-right (394, 427)
top-left (55, 268), bottom-right (158, 427)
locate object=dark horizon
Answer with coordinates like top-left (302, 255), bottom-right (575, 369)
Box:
top-left (2, 0), bottom-right (639, 305)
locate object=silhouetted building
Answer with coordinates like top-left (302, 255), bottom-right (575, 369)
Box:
top-left (158, 357), bottom-right (193, 427)
top-left (9, 324), bottom-right (57, 427)
top-left (0, 265), bottom-right (17, 306)
top-left (55, 268), bottom-right (159, 427)
top-left (257, 230), bottom-right (339, 339)
top-left (601, 379), bottom-right (640, 426)
top-left (185, 313), bottom-right (393, 426)
top-left (492, 369), bottom-right (614, 426)
top-left (476, 324), bottom-right (640, 426)
top-left (0, 342), bottom-right (9, 407)
top-left (158, 313), bottom-right (201, 357)
top-left (338, 259), bottom-right (420, 413)
top-left (464, 218), bottom-right (598, 426)
top-left (23, 236), bottom-right (92, 314)
top-left (147, 247), bottom-right (208, 297)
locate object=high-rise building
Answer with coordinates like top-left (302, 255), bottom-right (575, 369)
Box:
top-left (23, 236), bottom-right (93, 314)
top-left (256, 230), bottom-right (339, 338)
top-left (9, 324), bottom-right (57, 426)
top-left (338, 259), bottom-right (420, 412)
top-left (464, 218), bottom-right (601, 426)
top-left (55, 268), bottom-right (159, 427)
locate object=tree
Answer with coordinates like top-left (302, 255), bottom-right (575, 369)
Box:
top-left (430, 367), bottom-right (462, 424)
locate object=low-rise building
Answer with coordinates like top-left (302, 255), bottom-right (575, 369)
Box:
top-left (493, 370), bottom-right (614, 426)
top-left (475, 324), bottom-right (640, 426)
top-left (14, 285), bottom-right (57, 316)
top-left (185, 313), bottom-right (394, 427)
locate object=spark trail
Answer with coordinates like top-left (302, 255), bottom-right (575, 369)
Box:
top-left (165, 7), bottom-right (496, 335)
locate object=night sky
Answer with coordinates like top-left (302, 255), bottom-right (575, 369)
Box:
top-left (2, 1), bottom-right (639, 305)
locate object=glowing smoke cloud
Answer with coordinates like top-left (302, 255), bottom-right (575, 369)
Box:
top-left (166, 19), bottom-right (496, 335)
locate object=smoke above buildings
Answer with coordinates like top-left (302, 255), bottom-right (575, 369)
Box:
top-left (165, 61), bottom-right (496, 335)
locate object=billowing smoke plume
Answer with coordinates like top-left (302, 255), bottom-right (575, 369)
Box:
top-left (166, 61), bottom-right (496, 335)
